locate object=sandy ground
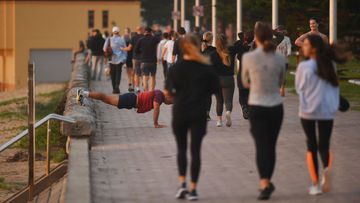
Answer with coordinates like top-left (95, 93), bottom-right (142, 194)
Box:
top-left (0, 83), bottom-right (65, 202)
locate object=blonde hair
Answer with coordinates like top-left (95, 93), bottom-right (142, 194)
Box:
top-left (180, 34), bottom-right (211, 65)
top-left (215, 34), bottom-right (231, 66)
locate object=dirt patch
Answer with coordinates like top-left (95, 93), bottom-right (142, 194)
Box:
top-left (0, 83), bottom-right (66, 202)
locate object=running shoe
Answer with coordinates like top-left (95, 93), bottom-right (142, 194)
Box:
top-left (76, 89), bottom-right (85, 106)
top-left (321, 168), bottom-right (331, 193)
top-left (175, 186), bottom-right (188, 199)
top-left (258, 182), bottom-right (275, 200)
top-left (216, 120), bottom-right (223, 127)
top-left (308, 184), bottom-right (322, 195)
top-left (207, 115), bottom-right (211, 121)
top-left (187, 190), bottom-right (199, 201)
top-left (242, 106), bottom-right (250, 120)
top-left (225, 111), bottom-right (232, 127)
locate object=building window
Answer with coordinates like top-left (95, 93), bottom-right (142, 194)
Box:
top-left (88, 10), bottom-right (94, 28)
top-left (102, 10), bottom-right (109, 28)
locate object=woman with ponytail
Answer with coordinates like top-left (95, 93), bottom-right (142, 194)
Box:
top-left (295, 34), bottom-right (347, 195)
top-left (242, 22), bottom-right (286, 200)
top-left (165, 34), bottom-right (220, 201)
top-left (211, 34), bottom-right (237, 127)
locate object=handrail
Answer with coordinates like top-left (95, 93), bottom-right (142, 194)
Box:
top-left (0, 113), bottom-right (76, 152)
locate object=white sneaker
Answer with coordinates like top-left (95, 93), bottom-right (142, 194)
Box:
top-left (308, 184), bottom-right (322, 195)
top-left (225, 111), bottom-right (232, 127)
top-left (321, 168), bottom-right (331, 193)
top-left (216, 120), bottom-right (223, 127)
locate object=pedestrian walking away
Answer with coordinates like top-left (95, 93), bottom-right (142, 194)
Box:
top-left (242, 22), bottom-right (286, 201)
top-left (234, 32), bottom-right (250, 120)
top-left (295, 17), bottom-right (329, 47)
top-left (76, 88), bottom-right (172, 128)
top-left (135, 27), bottom-right (160, 91)
top-left (295, 34), bottom-right (348, 196)
top-left (122, 26), bottom-right (144, 93)
top-left (274, 25), bottom-right (292, 97)
top-left (172, 27), bottom-right (186, 63)
top-left (201, 31), bottom-right (217, 121)
top-left (157, 32), bottom-right (170, 79)
top-left (165, 34), bottom-right (220, 201)
top-left (211, 34), bottom-right (236, 127)
top-left (88, 29), bottom-right (105, 81)
top-left (124, 28), bottom-right (135, 92)
top-left (162, 31), bottom-right (177, 72)
top-left (103, 26), bottom-right (127, 94)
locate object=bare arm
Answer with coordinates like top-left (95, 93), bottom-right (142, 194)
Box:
top-left (153, 102), bottom-right (165, 128)
top-left (122, 44), bottom-right (133, 51)
top-left (295, 33), bottom-right (307, 47)
top-left (241, 55), bottom-right (251, 89)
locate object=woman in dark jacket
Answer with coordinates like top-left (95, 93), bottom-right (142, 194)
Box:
top-left (165, 34), bottom-right (219, 201)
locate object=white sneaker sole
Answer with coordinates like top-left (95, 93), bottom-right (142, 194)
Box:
top-left (175, 188), bottom-right (187, 199)
top-left (225, 113), bottom-right (232, 127)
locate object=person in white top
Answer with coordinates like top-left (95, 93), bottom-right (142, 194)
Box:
top-left (157, 32), bottom-right (170, 78)
top-left (295, 34), bottom-right (347, 196)
top-left (162, 31), bottom-right (178, 69)
top-left (295, 17), bottom-right (328, 47)
top-left (275, 25), bottom-right (292, 96)
top-left (242, 22), bottom-right (286, 201)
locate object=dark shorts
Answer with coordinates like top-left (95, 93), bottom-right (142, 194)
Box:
top-left (126, 58), bottom-right (133, 68)
top-left (133, 59), bottom-right (142, 76)
top-left (141, 62), bottom-right (157, 76)
top-left (117, 93), bottom-right (137, 109)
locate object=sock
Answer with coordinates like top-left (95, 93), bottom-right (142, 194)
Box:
top-left (83, 90), bottom-right (90, 97)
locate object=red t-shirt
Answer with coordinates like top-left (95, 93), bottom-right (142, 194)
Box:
top-left (137, 90), bottom-right (165, 113)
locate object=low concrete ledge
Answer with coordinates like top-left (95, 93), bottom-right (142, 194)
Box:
top-left (65, 138), bottom-right (91, 203)
top-left (61, 60), bottom-right (96, 203)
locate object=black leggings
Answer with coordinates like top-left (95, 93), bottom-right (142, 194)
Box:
top-left (301, 119), bottom-right (333, 184)
top-left (162, 60), bottom-right (168, 79)
top-left (172, 113), bottom-right (207, 183)
top-left (249, 105), bottom-right (283, 179)
top-left (110, 63), bottom-right (123, 91)
top-left (216, 76), bottom-right (235, 116)
top-left (236, 74), bottom-right (249, 109)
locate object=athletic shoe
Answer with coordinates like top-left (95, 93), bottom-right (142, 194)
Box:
top-left (216, 120), bottom-right (223, 127)
top-left (242, 106), bottom-right (249, 120)
top-left (321, 168), bottom-right (331, 193)
top-left (308, 184), bottom-right (322, 195)
top-left (175, 187), bottom-right (188, 199)
top-left (76, 89), bottom-right (85, 106)
top-left (258, 182), bottom-right (275, 200)
top-left (128, 84), bottom-right (134, 92)
top-left (225, 111), bottom-right (232, 127)
top-left (207, 115), bottom-right (211, 121)
top-left (187, 190), bottom-right (198, 201)
top-left (135, 87), bottom-right (141, 94)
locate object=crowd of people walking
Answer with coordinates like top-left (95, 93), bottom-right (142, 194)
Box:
top-left (75, 17), bottom-right (349, 201)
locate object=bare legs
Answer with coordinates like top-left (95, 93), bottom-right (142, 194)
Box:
top-left (143, 75), bottom-right (156, 91)
top-left (126, 67), bottom-right (134, 87)
top-left (89, 92), bottom-right (119, 107)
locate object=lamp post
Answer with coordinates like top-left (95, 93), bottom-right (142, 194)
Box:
top-left (272, 0), bottom-right (278, 29)
top-left (212, 0), bottom-right (216, 46)
top-left (173, 0), bottom-right (178, 32)
top-left (329, 0), bottom-right (337, 43)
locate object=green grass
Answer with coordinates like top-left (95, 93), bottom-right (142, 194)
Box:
top-left (286, 56), bottom-right (360, 111)
top-left (0, 177), bottom-right (14, 191)
top-left (10, 88), bottom-right (68, 162)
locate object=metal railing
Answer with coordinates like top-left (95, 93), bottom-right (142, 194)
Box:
top-left (0, 63), bottom-right (76, 202)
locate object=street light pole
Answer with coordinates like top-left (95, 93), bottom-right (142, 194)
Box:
top-left (329, 0), bottom-right (337, 43)
top-left (272, 0), bottom-right (278, 29)
top-left (173, 0), bottom-right (178, 32)
top-left (236, 0), bottom-right (242, 37)
top-left (212, 0), bottom-right (216, 46)
top-left (181, 0), bottom-right (185, 27)
top-left (195, 0), bottom-right (200, 27)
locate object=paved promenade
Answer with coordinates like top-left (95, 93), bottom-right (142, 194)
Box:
top-left (89, 71), bottom-right (360, 203)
